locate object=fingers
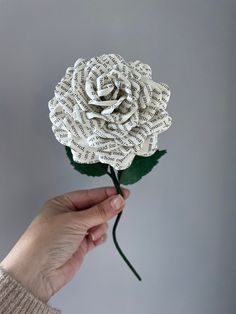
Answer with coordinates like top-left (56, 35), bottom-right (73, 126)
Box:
top-left (60, 186), bottom-right (130, 211)
top-left (76, 194), bottom-right (125, 228)
top-left (88, 222), bottom-right (108, 242)
top-left (93, 233), bottom-right (107, 246)
top-left (86, 233), bottom-right (108, 253)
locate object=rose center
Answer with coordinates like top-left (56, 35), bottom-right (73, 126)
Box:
top-left (117, 89), bottom-right (126, 98)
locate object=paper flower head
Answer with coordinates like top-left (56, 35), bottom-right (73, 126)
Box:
top-left (48, 53), bottom-right (171, 171)
top-left (48, 53), bottom-right (172, 281)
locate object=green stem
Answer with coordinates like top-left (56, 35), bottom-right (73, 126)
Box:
top-left (107, 165), bottom-right (142, 281)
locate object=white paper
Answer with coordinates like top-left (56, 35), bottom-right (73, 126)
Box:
top-left (48, 53), bottom-right (172, 170)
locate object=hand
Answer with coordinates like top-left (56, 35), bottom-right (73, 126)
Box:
top-left (0, 186), bottom-right (130, 303)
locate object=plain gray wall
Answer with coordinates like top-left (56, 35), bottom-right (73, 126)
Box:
top-left (0, 0), bottom-right (235, 313)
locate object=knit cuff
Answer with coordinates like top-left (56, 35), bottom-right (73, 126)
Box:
top-left (0, 265), bottom-right (61, 314)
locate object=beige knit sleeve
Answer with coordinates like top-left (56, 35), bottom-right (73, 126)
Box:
top-left (0, 266), bottom-right (61, 314)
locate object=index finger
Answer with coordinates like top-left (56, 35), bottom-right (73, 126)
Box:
top-left (61, 186), bottom-right (130, 211)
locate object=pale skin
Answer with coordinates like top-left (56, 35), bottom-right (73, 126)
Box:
top-left (0, 186), bottom-right (130, 303)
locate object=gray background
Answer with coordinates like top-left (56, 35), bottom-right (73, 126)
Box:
top-left (0, 0), bottom-right (235, 313)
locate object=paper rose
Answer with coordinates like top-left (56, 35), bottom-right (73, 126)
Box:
top-left (48, 53), bottom-right (172, 171)
top-left (48, 53), bottom-right (172, 281)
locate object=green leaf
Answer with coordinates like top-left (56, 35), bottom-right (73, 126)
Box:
top-left (65, 146), bottom-right (108, 177)
top-left (118, 150), bottom-right (167, 185)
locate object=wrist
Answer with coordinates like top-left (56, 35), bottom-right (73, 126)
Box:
top-left (0, 253), bottom-right (53, 303)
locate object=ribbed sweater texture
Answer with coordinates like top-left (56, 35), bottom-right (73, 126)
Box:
top-left (0, 266), bottom-right (61, 313)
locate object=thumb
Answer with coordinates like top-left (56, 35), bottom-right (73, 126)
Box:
top-left (76, 194), bottom-right (125, 228)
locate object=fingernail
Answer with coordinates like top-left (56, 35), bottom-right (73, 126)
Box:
top-left (111, 195), bottom-right (124, 211)
top-left (89, 232), bottom-right (94, 241)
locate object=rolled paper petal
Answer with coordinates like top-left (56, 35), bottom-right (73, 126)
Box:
top-left (136, 133), bottom-right (159, 156)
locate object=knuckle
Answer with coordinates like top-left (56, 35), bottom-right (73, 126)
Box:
top-left (61, 194), bottom-right (75, 209)
top-left (105, 187), bottom-right (113, 198)
top-left (43, 195), bottom-right (62, 209)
